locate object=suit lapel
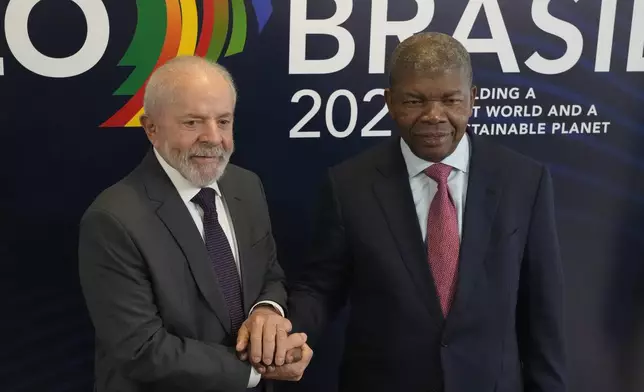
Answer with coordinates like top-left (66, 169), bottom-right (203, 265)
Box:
top-left (372, 140), bottom-right (445, 327)
top-left (446, 132), bottom-right (501, 326)
top-left (218, 172), bottom-right (259, 315)
top-left (140, 152), bottom-right (232, 334)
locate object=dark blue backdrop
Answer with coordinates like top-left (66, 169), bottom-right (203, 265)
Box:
top-left (1, 1), bottom-right (643, 391)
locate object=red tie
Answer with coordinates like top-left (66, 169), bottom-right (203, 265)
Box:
top-left (424, 163), bottom-right (460, 316)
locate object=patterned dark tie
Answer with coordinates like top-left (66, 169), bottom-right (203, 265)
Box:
top-left (192, 188), bottom-right (245, 335)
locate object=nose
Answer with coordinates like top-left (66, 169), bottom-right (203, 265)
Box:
top-left (420, 101), bottom-right (445, 123)
top-left (198, 118), bottom-right (223, 144)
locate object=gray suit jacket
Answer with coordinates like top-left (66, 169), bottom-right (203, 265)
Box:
top-left (79, 151), bottom-right (287, 392)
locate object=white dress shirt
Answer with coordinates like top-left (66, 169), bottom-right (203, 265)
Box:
top-left (154, 149), bottom-right (282, 388)
top-left (399, 134), bottom-right (471, 241)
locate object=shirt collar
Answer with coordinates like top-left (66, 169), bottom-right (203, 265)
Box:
top-left (400, 132), bottom-right (471, 178)
top-left (153, 148), bottom-right (221, 203)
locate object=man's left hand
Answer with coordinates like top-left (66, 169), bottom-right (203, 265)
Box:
top-left (261, 343), bottom-right (313, 381)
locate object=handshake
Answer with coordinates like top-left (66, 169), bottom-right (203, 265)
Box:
top-left (235, 306), bottom-right (313, 381)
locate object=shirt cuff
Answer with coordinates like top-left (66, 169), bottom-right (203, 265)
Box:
top-left (250, 300), bottom-right (285, 317)
top-left (247, 365), bottom-right (262, 388)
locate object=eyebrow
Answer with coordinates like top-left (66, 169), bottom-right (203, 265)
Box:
top-left (403, 92), bottom-right (424, 98)
top-left (180, 112), bottom-right (233, 118)
top-left (402, 90), bottom-right (463, 98)
top-left (181, 113), bottom-right (206, 119)
top-left (443, 90), bottom-right (464, 96)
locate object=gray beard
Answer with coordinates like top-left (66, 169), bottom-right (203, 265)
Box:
top-left (161, 141), bottom-right (234, 187)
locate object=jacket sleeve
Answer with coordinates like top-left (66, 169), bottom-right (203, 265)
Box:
top-left (251, 175), bottom-right (288, 312)
top-left (517, 166), bottom-right (567, 392)
top-left (287, 170), bottom-right (353, 345)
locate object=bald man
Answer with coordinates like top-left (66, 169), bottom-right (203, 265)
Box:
top-left (243, 32), bottom-right (567, 391)
top-left (78, 56), bottom-right (311, 392)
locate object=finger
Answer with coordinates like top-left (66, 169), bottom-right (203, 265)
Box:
top-left (256, 364), bottom-right (266, 374)
top-left (239, 351), bottom-right (248, 361)
top-left (283, 332), bottom-right (306, 364)
top-left (262, 318), bottom-right (278, 365)
top-left (267, 365), bottom-right (276, 373)
top-left (236, 323), bottom-right (250, 352)
top-left (287, 332), bottom-right (308, 349)
top-left (301, 343), bottom-right (313, 362)
top-left (274, 324), bottom-right (289, 366)
top-left (290, 347), bottom-right (303, 363)
top-left (250, 317), bottom-right (265, 364)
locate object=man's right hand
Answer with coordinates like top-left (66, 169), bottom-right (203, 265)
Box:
top-left (236, 306), bottom-right (294, 366)
top-left (236, 312), bottom-right (307, 367)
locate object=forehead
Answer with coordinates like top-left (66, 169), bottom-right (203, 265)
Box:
top-left (393, 68), bottom-right (470, 93)
top-left (165, 72), bottom-right (234, 116)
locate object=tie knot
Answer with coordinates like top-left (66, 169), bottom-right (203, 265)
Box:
top-left (424, 163), bottom-right (453, 184)
top-left (192, 187), bottom-right (218, 214)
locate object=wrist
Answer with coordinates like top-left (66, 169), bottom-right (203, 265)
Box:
top-left (252, 304), bottom-right (279, 315)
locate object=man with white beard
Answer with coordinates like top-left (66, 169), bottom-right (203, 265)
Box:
top-left (78, 56), bottom-right (311, 392)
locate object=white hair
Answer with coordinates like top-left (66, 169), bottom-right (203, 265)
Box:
top-left (143, 56), bottom-right (238, 117)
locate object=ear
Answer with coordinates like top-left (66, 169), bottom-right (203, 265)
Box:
top-left (384, 88), bottom-right (395, 116)
top-left (469, 85), bottom-right (478, 114)
top-left (140, 114), bottom-right (157, 143)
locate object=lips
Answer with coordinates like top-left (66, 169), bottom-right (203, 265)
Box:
top-left (413, 131), bottom-right (451, 147)
top-left (414, 131), bottom-right (452, 142)
top-left (416, 132), bottom-right (450, 137)
top-left (412, 125), bottom-right (452, 135)
top-left (191, 155), bottom-right (221, 162)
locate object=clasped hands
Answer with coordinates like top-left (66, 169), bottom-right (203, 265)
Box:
top-left (236, 306), bottom-right (312, 381)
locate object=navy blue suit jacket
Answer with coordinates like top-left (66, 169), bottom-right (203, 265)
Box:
top-left (288, 131), bottom-right (566, 392)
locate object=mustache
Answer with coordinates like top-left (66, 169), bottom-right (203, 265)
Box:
top-left (189, 143), bottom-right (229, 157)
top-left (411, 128), bottom-right (453, 136)
top-left (410, 123), bottom-right (453, 134)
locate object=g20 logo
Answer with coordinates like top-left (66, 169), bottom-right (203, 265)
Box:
top-left (1, 0), bottom-right (273, 127)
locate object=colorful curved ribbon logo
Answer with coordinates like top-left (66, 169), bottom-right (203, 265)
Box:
top-left (101, 0), bottom-right (272, 128)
